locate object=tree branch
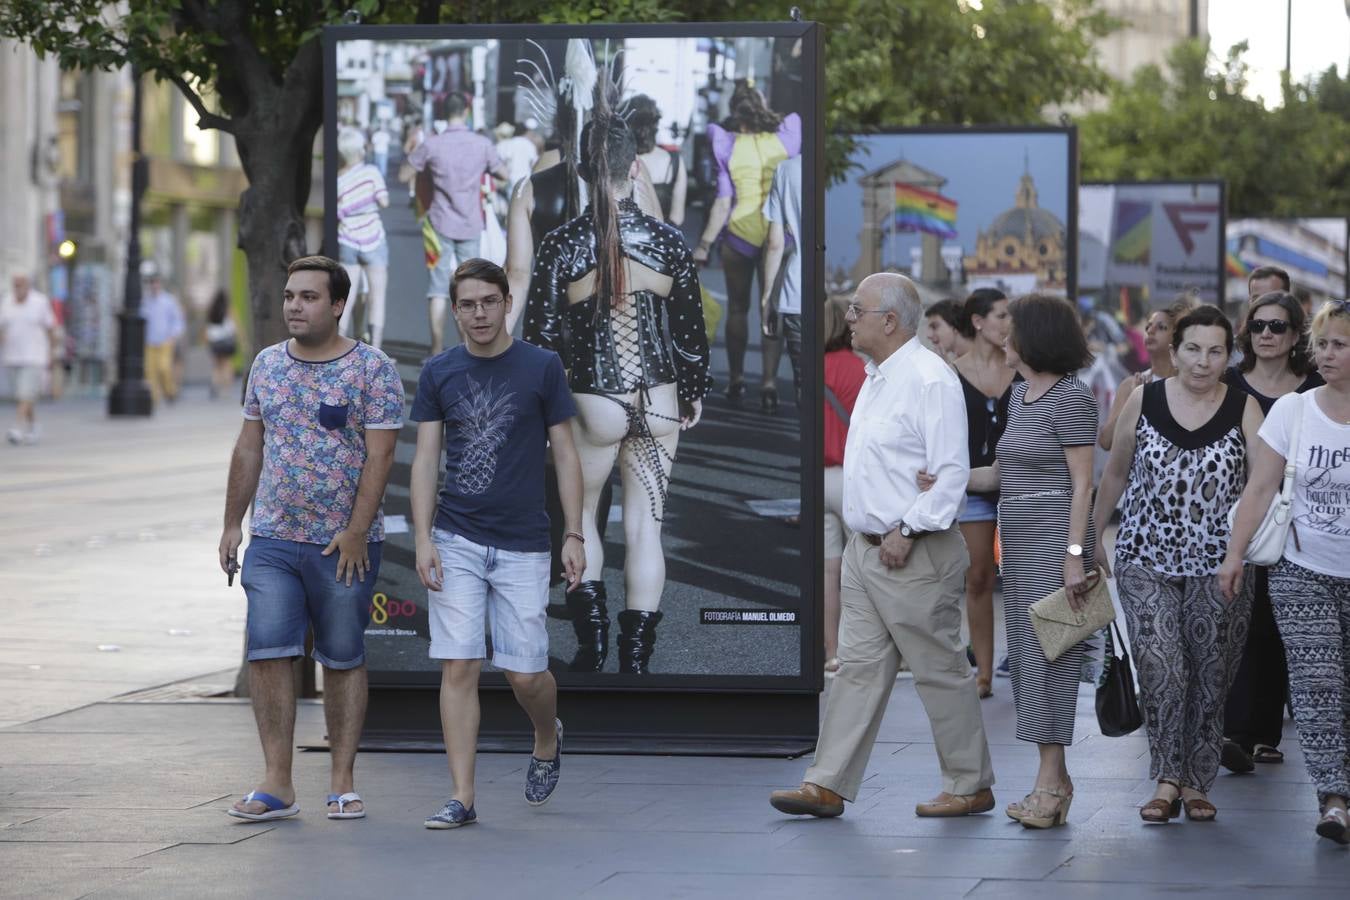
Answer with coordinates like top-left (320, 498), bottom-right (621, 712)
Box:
top-left (164, 70), bottom-right (236, 134)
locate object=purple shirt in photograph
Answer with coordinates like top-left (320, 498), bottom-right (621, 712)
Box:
top-left (408, 124), bottom-right (501, 241)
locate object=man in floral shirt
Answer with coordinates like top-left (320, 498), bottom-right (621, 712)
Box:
top-left (218, 255), bottom-right (404, 822)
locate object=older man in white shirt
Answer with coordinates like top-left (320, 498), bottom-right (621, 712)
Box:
top-left (771, 272), bottom-right (995, 819)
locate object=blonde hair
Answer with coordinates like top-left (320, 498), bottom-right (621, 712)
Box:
top-left (1310, 300), bottom-right (1350, 341)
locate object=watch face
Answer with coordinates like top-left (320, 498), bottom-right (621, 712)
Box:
top-left (1068, 543), bottom-right (1083, 556)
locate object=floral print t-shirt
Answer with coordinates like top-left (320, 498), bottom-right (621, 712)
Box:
top-left (243, 340), bottom-right (405, 544)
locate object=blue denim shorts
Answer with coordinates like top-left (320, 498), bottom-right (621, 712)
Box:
top-left (240, 536), bottom-right (382, 669)
top-left (426, 232), bottom-right (481, 298)
top-left (426, 528), bottom-right (550, 673)
top-left (338, 239), bottom-right (389, 268)
top-left (959, 493), bottom-right (998, 523)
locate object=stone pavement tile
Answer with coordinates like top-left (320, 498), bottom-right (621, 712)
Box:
top-left (3, 790), bottom-right (231, 810)
top-left (1054, 805), bottom-right (1348, 886)
top-left (580, 754), bottom-right (823, 786)
top-left (622, 783), bottom-right (886, 834)
top-left (579, 872), bottom-right (981, 899)
top-left (968, 880), bottom-right (1335, 899)
top-left (6, 866), bottom-right (148, 900)
top-left (0, 678), bottom-right (151, 724)
top-left (0, 808), bottom-right (63, 827)
top-left (0, 807), bottom-right (277, 844)
top-left (0, 764), bottom-right (85, 794)
top-left (0, 701), bottom-right (253, 733)
top-left (0, 732), bottom-right (192, 766)
top-left (774, 832), bottom-right (1073, 880)
top-left (0, 840), bottom-right (171, 867)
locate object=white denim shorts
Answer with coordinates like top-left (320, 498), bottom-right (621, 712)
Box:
top-left (426, 527), bottom-right (551, 673)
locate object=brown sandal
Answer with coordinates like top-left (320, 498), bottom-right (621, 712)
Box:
top-left (1183, 797), bottom-right (1217, 822)
top-left (1140, 782), bottom-right (1182, 823)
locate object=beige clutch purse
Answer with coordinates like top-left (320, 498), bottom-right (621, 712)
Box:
top-left (1028, 567), bottom-right (1115, 663)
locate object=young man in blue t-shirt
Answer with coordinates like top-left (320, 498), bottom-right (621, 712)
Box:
top-left (219, 255), bottom-right (404, 822)
top-left (410, 258), bottom-right (585, 829)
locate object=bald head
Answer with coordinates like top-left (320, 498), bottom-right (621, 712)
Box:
top-left (858, 272), bottom-right (922, 335)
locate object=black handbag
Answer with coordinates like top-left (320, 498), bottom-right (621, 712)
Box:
top-left (1096, 621), bottom-right (1143, 737)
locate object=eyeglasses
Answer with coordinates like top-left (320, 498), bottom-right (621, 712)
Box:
top-left (1248, 319), bottom-right (1290, 335)
top-left (847, 303), bottom-right (889, 319)
top-left (454, 296), bottom-right (504, 314)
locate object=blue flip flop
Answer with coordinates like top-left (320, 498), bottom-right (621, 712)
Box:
top-left (326, 792), bottom-right (366, 820)
top-left (227, 790), bottom-right (300, 821)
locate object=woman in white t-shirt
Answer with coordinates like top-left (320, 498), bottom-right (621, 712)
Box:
top-left (1221, 299), bottom-right (1350, 846)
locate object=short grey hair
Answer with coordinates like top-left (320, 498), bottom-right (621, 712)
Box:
top-left (337, 127), bottom-right (367, 167)
top-left (871, 273), bottom-right (923, 334)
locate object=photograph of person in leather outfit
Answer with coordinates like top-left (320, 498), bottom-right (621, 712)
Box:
top-left (523, 105), bottom-right (713, 675)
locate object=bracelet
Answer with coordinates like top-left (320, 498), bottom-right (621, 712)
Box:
top-left (564, 531), bottom-right (585, 544)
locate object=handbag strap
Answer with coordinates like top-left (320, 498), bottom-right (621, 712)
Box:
top-left (825, 385), bottom-right (850, 425)
top-left (1277, 392), bottom-right (1308, 503)
top-left (1109, 620), bottom-right (1129, 657)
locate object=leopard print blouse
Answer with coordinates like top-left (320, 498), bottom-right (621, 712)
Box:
top-left (1114, 379), bottom-right (1248, 577)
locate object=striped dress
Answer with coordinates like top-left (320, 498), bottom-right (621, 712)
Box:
top-left (996, 376), bottom-right (1099, 745)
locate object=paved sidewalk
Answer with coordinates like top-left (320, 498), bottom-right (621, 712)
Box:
top-left (0, 389), bottom-right (247, 727)
top-left (0, 681), bottom-right (1338, 899)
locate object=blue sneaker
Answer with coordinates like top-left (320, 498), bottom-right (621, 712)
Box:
top-left (524, 718), bottom-right (563, 806)
top-left (995, 655), bottom-right (1010, 678)
top-left (424, 799), bottom-right (476, 829)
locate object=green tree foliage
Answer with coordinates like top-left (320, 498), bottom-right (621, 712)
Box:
top-left (1079, 40), bottom-right (1350, 217)
top-left (0, 0), bottom-right (1116, 346)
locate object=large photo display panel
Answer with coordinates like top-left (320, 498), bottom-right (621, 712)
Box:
top-left (324, 24), bottom-right (820, 689)
top-left (1078, 180), bottom-right (1225, 307)
top-left (825, 128), bottom-right (1077, 306)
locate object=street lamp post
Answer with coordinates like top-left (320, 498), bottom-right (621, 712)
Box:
top-left (107, 66), bottom-right (152, 417)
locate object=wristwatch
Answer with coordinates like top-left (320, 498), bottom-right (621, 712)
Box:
top-left (898, 523), bottom-right (928, 540)
top-left (1067, 543), bottom-right (1084, 557)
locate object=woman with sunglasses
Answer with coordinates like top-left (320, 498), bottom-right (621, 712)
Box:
top-left (1218, 291), bottom-right (1323, 772)
top-left (1221, 298), bottom-right (1350, 844)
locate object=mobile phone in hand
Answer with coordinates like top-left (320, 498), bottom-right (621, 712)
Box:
top-left (227, 558), bottom-right (239, 587)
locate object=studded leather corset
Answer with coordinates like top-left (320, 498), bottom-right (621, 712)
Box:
top-left (523, 198), bottom-right (713, 404)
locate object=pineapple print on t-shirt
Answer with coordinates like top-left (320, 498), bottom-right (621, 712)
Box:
top-left (452, 375), bottom-right (516, 495)
top-left (411, 341), bottom-right (576, 553)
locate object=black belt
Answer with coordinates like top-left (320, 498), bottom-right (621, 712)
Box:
top-left (862, 529), bottom-right (936, 546)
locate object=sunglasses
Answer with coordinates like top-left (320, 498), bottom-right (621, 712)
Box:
top-left (1248, 320), bottom-right (1290, 335)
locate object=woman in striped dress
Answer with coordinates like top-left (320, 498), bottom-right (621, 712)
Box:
top-left (973, 294), bottom-right (1098, 829)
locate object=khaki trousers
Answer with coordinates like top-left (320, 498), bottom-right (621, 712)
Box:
top-left (144, 341), bottom-right (177, 404)
top-left (805, 527), bottom-right (995, 801)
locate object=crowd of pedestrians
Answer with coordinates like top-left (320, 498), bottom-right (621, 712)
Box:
top-left (773, 267), bottom-right (1350, 846)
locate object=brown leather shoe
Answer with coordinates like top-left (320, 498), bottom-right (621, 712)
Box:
top-left (914, 787), bottom-right (995, 817)
top-left (769, 782), bottom-right (844, 818)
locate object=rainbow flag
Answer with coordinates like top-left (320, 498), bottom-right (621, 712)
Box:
top-left (1111, 200), bottom-right (1152, 265)
top-left (890, 183), bottom-right (958, 239)
top-left (1225, 250), bottom-right (1251, 278)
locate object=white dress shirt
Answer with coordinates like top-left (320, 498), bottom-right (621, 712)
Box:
top-left (841, 337), bottom-right (970, 536)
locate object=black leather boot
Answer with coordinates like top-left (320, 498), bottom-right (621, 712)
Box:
top-left (565, 581), bottom-right (609, 672)
top-left (617, 609), bottom-right (663, 674)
